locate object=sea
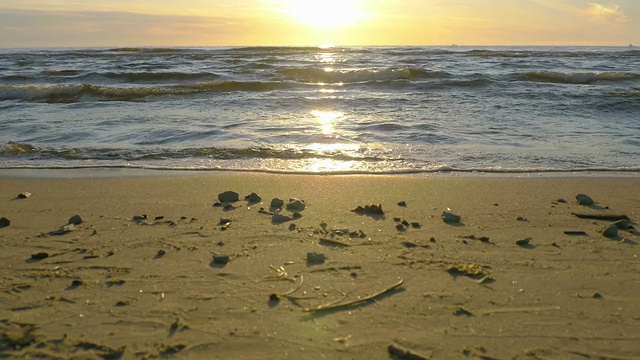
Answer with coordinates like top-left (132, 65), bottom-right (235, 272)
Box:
top-left (1, 46), bottom-right (639, 175)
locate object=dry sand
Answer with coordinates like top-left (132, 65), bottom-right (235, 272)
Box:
top-left (1, 171), bottom-right (639, 359)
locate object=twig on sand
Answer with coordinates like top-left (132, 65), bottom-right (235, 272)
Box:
top-left (388, 343), bottom-right (430, 360)
top-left (319, 237), bottom-right (351, 247)
top-left (303, 279), bottom-right (404, 313)
top-left (571, 213), bottom-right (630, 221)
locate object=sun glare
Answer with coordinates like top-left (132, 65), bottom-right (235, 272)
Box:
top-left (290, 0), bottom-right (364, 28)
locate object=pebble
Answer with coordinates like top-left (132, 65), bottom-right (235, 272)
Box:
top-left (71, 279), bottom-right (83, 287)
top-left (441, 211), bottom-right (461, 223)
top-left (557, 198), bottom-right (567, 203)
top-left (306, 252), bottom-right (326, 264)
top-left (601, 225), bottom-right (618, 238)
top-left (0, 217), bottom-right (10, 228)
top-left (218, 191), bottom-right (239, 203)
top-left (396, 224), bottom-right (406, 231)
top-left (516, 238), bottom-right (532, 246)
top-left (31, 252), bottom-right (49, 260)
top-left (156, 249), bottom-right (167, 257)
top-left (213, 255), bottom-right (229, 265)
top-left (270, 198), bottom-right (285, 209)
top-left (245, 192), bottom-right (262, 204)
top-left (272, 214), bottom-right (292, 224)
top-left (576, 194), bottom-right (594, 206)
top-left (411, 222), bottom-right (421, 229)
top-left (17, 192), bottom-right (32, 199)
top-left (68, 215), bottom-right (83, 225)
top-left (286, 198), bottom-right (306, 212)
top-left (516, 216), bottom-right (528, 221)
top-left (397, 201), bottom-right (407, 207)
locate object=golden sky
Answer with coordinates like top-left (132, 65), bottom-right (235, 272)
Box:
top-left (0, 0), bottom-right (638, 47)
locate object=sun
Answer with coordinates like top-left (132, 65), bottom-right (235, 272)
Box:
top-left (289, 0), bottom-right (364, 28)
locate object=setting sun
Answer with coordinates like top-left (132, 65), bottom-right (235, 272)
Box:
top-left (289, 0), bottom-right (365, 28)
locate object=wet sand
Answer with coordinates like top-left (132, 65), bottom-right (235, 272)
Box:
top-left (1, 172), bottom-right (639, 359)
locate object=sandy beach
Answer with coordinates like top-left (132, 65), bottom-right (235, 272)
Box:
top-left (1, 171), bottom-right (639, 359)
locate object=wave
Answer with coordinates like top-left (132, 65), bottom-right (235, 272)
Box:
top-left (518, 71), bottom-right (640, 85)
top-left (279, 67), bottom-right (445, 84)
top-left (0, 81), bottom-right (292, 103)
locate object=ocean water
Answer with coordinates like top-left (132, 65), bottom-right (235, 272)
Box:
top-left (1, 46), bottom-right (639, 174)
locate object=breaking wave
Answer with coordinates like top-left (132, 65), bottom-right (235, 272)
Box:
top-left (518, 71), bottom-right (640, 84)
top-left (279, 67), bottom-right (444, 84)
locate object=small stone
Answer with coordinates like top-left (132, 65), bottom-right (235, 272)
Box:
top-left (213, 255), bottom-right (229, 265)
top-left (288, 223), bottom-right (297, 231)
top-left (576, 194), bottom-right (594, 206)
top-left (441, 211), bottom-right (461, 223)
top-left (592, 293), bottom-right (604, 299)
top-left (601, 225), bottom-right (618, 238)
top-left (411, 222), bottom-right (421, 229)
top-left (306, 252), bottom-right (326, 264)
top-left (516, 216), bottom-right (528, 222)
top-left (245, 192), bottom-right (262, 204)
top-left (0, 217), bottom-right (10, 228)
top-left (156, 249), bottom-right (167, 257)
top-left (223, 204), bottom-right (234, 211)
top-left (68, 215), bottom-right (83, 225)
top-left (17, 192), bottom-right (32, 199)
top-left (516, 238), bottom-right (532, 246)
top-left (154, 216), bottom-right (164, 220)
top-left (292, 212), bottom-right (302, 220)
top-left (286, 198), bottom-right (306, 212)
top-left (219, 218), bottom-right (231, 225)
top-left (397, 201), bottom-right (407, 207)
top-left (270, 198), bottom-right (284, 209)
top-left (213, 202), bottom-right (222, 207)
top-left (272, 214), bottom-right (292, 224)
top-left (31, 252), bottom-right (49, 260)
top-left (396, 224), bottom-right (406, 231)
top-left (557, 198), bottom-right (567, 203)
top-left (71, 279), bottom-right (83, 287)
top-left (218, 191), bottom-right (239, 203)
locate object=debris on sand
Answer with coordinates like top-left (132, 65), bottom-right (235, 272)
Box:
top-left (446, 264), bottom-right (490, 279)
top-left (0, 217), bottom-right (10, 228)
top-left (17, 192), bottom-right (32, 199)
top-left (306, 252), bottom-right (326, 264)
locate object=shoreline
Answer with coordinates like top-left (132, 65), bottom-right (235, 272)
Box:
top-left (1, 167), bottom-right (640, 179)
top-left (1, 172), bottom-right (638, 358)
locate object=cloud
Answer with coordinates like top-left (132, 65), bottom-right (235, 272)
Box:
top-left (584, 3), bottom-right (628, 23)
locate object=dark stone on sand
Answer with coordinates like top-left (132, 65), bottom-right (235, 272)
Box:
top-left (31, 252), bottom-right (49, 260)
top-left (292, 212), bottom-right (302, 220)
top-left (154, 216), bottom-right (164, 220)
top-left (576, 194), bottom-right (594, 206)
top-left (218, 191), bottom-right (239, 203)
top-left (286, 198), bottom-right (306, 212)
top-left (306, 252), bottom-right (326, 264)
top-left (0, 217), bottom-right (10, 228)
top-left (156, 249), bottom-right (167, 257)
top-left (352, 204), bottom-right (384, 215)
top-left (288, 223), bottom-right (297, 231)
top-left (601, 225), bottom-right (618, 238)
top-left (223, 204), bottom-right (234, 211)
top-left (270, 198), bottom-right (284, 209)
top-left (557, 198), bottom-right (567, 203)
top-left (272, 214), bottom-right (292, 224)
top-left (213, 202), bottom-right (222, 207)
top-left (441, 211), bottom-right (461, 223)
top-left (71, 279), bottom-right (83, 287)
top-left (516, 238), bottom-right (532, 246)
top-left (397, 201), bottom-right (407, 207)
top-left (411, 222), bottom-right (421, 229)
top-left (17, 192), bottom-right (32, 199)
top-left (68, 215), bottom-right (83, 225)
top-left (245, 192), bottom-right (262, 204)
top-left (396, 224), bottom-right (406, 231)
top-left (213, 255), bottom-right (229, 265)
top-left (592, 293), bottom-right (604, 299)
top-left (516, 216), bottom-right (528, 221)
top-left (219, 218), bottom-right (231, 225)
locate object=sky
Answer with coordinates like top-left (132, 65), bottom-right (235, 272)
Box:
top-left (0, 0), bottom-right (638, 47)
